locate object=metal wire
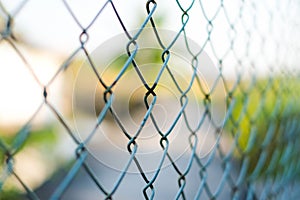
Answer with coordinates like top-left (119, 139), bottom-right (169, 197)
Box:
top-left (0, 0), bottom-right (300, 199)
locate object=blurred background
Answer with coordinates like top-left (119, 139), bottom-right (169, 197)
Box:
top-left (0, 0), bottom-right (300, 199)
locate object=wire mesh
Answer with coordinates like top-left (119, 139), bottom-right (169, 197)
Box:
top-left (0, 0), bottom-right (300, 199)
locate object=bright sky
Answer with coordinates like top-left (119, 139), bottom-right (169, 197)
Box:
top-left (1, 0), bottom-right (298, 68)
top-left (0, 0), bottom-right (299, 126)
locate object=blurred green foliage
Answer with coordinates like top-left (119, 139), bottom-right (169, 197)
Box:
top-left (0, 126), bottom-right (57, 198)
top-left (0, 126), bottom-right (57, 162)
top-left (0, 188), bottom-right (25, 200)
top-left (225, 77), bottom-right (300, 180)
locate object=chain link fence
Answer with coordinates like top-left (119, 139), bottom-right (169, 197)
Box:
top-left (1, 0), bottom-right (300, 199)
